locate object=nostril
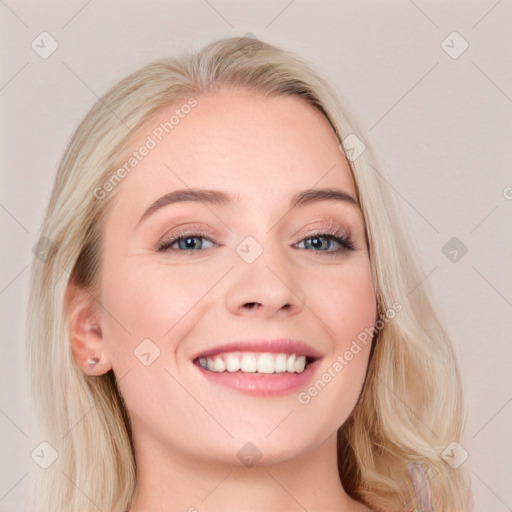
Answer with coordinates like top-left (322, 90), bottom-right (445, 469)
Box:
top-left (245, 302), bottom-right (260, 310)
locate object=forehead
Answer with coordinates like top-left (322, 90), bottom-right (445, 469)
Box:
top-left (108, 86), bottom-right (357, 215)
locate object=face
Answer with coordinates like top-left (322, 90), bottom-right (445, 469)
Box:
top-left (97, 86), bottom-right (377, 465)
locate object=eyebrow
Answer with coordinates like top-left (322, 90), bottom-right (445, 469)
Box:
top-left (137, 187), bottom-right (359, 225)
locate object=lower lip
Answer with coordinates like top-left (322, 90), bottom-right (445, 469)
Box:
top-left (194, 359), bottom-right (321, 397)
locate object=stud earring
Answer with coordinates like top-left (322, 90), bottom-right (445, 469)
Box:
top-left (87, 355), bottom-right (100, 369)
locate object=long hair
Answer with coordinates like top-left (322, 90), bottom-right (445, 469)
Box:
top-left (26, 36), bottom-right (472, 511)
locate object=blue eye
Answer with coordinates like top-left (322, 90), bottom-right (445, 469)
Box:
top-left (295, 233), bottom-right (355, 253)
top-left (157, 232), bottom-right (216, 252)
top-left (157, 228), bottom-right (355, 255)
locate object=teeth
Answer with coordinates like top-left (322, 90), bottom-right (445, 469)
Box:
top-left (257, 353), bottom-right (274, 374)
top-left (225, 354), bottom-right (241, 372)
top-left (212, 356), bottom-right (226, 372)
top-left (240, 354), bottom-right (257, 373)
top-left (274, 353), bottom-right (287, 373)
top-left (198, 352), bottom-right (309, 374)
top-left (294, 355), bottom-right (306, 372)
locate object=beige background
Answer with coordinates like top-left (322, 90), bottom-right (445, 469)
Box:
top-left (1, 1), bottom-right (511, 510)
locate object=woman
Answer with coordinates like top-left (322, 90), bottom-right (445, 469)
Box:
top-left (27, 36), bottom-right (472, 511)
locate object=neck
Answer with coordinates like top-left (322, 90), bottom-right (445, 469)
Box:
top-left (128, 427), bottom-right (369, 512)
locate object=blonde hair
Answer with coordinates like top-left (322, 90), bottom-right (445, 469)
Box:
top-left (27, 36), bottom-right (472, 511)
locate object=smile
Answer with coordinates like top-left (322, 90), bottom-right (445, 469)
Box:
top-left (196, 352), bottom-right (313, 374)
top-left (193, 345), bottom-right (322, 397)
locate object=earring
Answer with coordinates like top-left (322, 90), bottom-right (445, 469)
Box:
top-left (87, 355), bottom-right (100, 369)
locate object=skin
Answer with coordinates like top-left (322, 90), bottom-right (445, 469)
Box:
top-left (68, 86), bottom-right (377, 512)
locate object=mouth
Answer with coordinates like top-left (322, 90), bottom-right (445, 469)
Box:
top-left (194, 352), bottom-right (318, 374)
top-left (191, 339), bottom-right (323, 397)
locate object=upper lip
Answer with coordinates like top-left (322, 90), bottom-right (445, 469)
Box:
top-left (192, 339), bottom-right (323, 362)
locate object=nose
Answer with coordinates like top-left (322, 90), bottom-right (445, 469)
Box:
top-left (224, 246), bottom-right (305, 319)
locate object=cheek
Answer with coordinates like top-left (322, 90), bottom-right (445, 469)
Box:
top-left (98, 259), bottom-right (221, 363)
top-left (312, 258), bottom-right (377, 347)
top-left (288, 257), bottom-right (375, 421)
top-left (98, 262), bottom-right (209, 420)
top-left (297, 272), bottom-right (376, 431)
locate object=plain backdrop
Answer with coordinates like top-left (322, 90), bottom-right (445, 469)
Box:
top-left (1, 1), bottom-right (511, 510)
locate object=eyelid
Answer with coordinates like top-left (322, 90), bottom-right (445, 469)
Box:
top-left (294, 219), bottom-right (350, 239)
top-left (292, 219), bottom-right (356, 253)
top-left (156, 219), bottom-right (354, 253)
top-left (156, 223), bottom-right (219, 253)
top-left (157, 223), bottom-right (214, 244)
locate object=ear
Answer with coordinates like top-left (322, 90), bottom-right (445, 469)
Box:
top-left (65, 280), bottom-right (112, 376)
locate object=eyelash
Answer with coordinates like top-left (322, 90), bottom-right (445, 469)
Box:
top-left (157, 229), bottom-right (215, 253)
top-left (156, 224), bottom-right (355, 255)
